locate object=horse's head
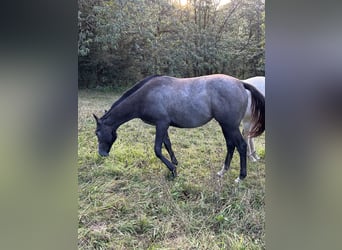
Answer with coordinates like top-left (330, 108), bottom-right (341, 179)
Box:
top-left (93, 114), bottom-right (117, 157)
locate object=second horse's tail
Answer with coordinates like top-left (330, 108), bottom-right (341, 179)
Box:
top-left (242, 82), bottom-right (265, 137)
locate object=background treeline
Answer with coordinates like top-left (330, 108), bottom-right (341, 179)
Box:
top-left (78, 0), bottom-right (265, 88)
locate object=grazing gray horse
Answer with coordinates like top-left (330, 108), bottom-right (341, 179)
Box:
top-left (242, 76), bottom-right (265, 162)
top-left (93, 74), bottom-right (265, 181)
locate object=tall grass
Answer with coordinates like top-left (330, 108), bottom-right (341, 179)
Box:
top-left (78, 89), bottom-right (265, 249)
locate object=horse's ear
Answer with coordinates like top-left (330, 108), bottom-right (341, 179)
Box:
top-left (93, 114), bottom-right (99, 122)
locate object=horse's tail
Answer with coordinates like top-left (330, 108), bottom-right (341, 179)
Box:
top-left (242, 82), bottom-right (265, 137)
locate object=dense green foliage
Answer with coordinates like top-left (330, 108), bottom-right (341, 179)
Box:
top-left (78, 90), bottom-right (265, 248)
top-left (78, 0), bottom-right (265, 88)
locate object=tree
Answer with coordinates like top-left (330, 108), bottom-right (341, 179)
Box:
top-left (78, 0), bottom-right (265, 88)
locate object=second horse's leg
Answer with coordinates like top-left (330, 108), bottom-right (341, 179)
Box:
top-left (242, 121), bottom-right (257, 162)
top-left (249, 137), bottom-right (260, 160)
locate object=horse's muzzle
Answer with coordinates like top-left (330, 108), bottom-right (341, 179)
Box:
top-left (99, 150), bottom-right (109, 157)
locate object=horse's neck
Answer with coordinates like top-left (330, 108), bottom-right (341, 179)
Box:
top-left (104, 98), bottom-right (138, 128)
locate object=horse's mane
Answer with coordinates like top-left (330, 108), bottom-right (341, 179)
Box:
top-left (101, 75), bottom-right (160, 119)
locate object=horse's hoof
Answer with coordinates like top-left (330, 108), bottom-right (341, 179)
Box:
top-left (234, 177), bottom-right (241, 183)
top-left (172, 169), bottom-right (177, 178)
top-left (217, 171), bottom-right (224, 178)
top-left (248, 156), bottom-right (257, 162)
top-left (253, 154), bottom-right (260, 160)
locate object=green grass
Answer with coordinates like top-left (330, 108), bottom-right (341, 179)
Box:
top-left (78, 89), bottom-right (265, 249)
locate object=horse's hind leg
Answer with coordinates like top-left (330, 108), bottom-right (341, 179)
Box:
top-left (154, 124), bottom-right (177, 177)
top-left (217, 124), bottom-right (237, 177)
top-left (235, 129), bottom-right (248, 181)
top-left (163, 132), bottom-right (178, 165)
top-left (218, 125), bottom-right (247, 181)
top-left (249, 137), bottom-right (260, 160)
top-left (217, 138), bottom-right (235, 177)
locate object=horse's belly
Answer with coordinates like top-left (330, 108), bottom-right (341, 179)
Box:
top-left (169, 109), bottom-right (212, 128)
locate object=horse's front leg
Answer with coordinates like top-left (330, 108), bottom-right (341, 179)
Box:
top-left (163, 131), bottom-right (178, 165)
top-left (154, 124), bottom-right (177, 177)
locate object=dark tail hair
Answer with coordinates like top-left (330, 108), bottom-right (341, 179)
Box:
top-left (242, 82), bottom-right (265, 137)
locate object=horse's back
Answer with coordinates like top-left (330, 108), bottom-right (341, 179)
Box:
top-left (154, 74), bottom-right (248, 109)
top-left (138, 75), bottom-right (248, 128)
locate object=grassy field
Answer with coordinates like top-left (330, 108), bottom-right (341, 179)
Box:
top-left (78, 89), bottom-right (265, 249)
